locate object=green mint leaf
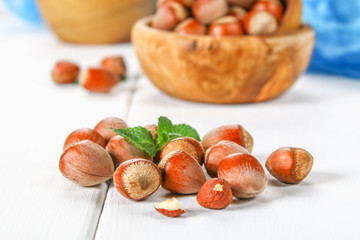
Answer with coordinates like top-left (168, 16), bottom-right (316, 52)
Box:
top-left (110, 116), bottom-right (200, 156)
top-left (111, 126), bottom-right (157, 157)
top-left (156, 116), bottom-right (174, 151)
top-left (172, 124), bottom-right (200, 141)
top-left (155, 116), bottom-right (200, 151)
top-left (167, 133), bottom-right (182, 139)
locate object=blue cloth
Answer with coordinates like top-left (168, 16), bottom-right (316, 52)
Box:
top-left (2, 0), bottom-right (42, 24)
top-left (303, 0), bottom-right (360, 78)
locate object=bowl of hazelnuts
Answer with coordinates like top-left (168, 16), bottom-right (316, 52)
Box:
top-left (132, 0), bottom-right (314, 104)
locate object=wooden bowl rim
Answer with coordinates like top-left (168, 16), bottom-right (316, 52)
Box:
top-left (133, 16), bottom-right (314, 41)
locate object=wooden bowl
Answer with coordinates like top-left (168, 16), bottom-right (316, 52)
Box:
top-left (37, 0), bottom-right (156, 44)
top-left (132, 16), bottom-right (314, 104)
top-left (279, 0), bottom-right (302, 33)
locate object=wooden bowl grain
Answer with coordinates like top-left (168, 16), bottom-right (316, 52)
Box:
top-left (132, 17), bottom-right (314, 104)
top-left (279, 0), bottom-right (302, 33)
top-left (37, 0), bottom-right (156, 44)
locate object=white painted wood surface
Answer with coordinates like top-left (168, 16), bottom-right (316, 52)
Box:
top-left (96, 76), bottom-right (360, 240)
top-left (0, 12), bottom-right (135, 240)
top-left (1, 10), bottom-right (360, 240)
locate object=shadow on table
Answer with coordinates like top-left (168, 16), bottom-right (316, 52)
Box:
top-left (269, 90), bottom-right (325, 105)
top-left (229, 171), bottom-right (343, 209)
top-left (163, 192), bottom-right (192, 199)
top-left (268, 171), bottom-right (342, 186)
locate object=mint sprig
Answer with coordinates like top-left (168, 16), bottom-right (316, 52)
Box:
top-left (111, 116), bottom-right (200, 157)
top-left (110, 126), bottom-right (157, 157)
top-left (172, 124), bottom-right (200, 141)
top-left (156, 116), bottom-right (175, 151)
top-left (156, 116), bottom-right (200, 151)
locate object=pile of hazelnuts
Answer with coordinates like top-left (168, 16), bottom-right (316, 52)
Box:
top-left (59, 117), bottom-right (313, 217)
top-left (51, 56), bottom-right (126, 93)
top-left (152, 0), bottom-right (285, 36)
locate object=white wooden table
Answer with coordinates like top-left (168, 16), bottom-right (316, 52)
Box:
top-left (1, 9), bottom-right (360, 240)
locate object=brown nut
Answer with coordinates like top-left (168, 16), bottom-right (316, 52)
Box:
top-left (265, 147), bottom-right (313, 184)
top-left (114, 159), bottom-right (161, 201)
top-left (175, 18), bottom-right (207, 35)
top-left (94, 117), bottom-right (128, 143)
top-left (192, 0), bottom-right (228, 24)
top-left (201, 124), bottom-right (253, 153)
top-left (144, 124), bottom-right (160, 163)
top-left (157, 0), bottom-right (195, 7)
top-left (63, 128), bottom-right (106, 151)
top-left (243, 10), bottom-right (278, 35)
top-left (106, 135), bottom-right (152, 169)
top-left (59, 140), bottom-right (114, 186)
top-left (51, 61), bottom-right (80, 84)
top-left (218, 153), bottom-right (267, 198)
top-left (144, 124), bottom-right (158, 143)
top-left (228, 6), bottom-right (248, 21)
top-left (197, 178), bottom-right (233, 209)
top-left (228, 0), bottom-right (257, 9)
top-left (154, 197), bottom-right (186, 217)
top-left (160, 137), bottom-right (204, 165)
top-left (208, 16), bottom-right (243, 36)
top-left (251, 0), bottom-right (284, 21)
top-left (101, 56), bottom-right (126, 78)
top-left (152, 2), bottom-right (189, 30)
top-left (159, 150), bottom-right (206, 194)
top-left (80, 67), bottom-right (119, 93)
top-left (204, 140), bottom-right (249, 177)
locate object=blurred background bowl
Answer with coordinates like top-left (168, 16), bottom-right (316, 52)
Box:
top-left (132, 17), bottom-right (314, 104)
top-left (37, 0), bottom-right (156, 44)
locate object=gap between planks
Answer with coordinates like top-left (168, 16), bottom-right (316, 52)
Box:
top-left (92, 72), bottom-right (143, 240)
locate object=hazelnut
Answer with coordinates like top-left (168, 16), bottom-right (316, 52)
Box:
top-left (80, 67), bottom-right (119, 93)
top-left (63, 128), bottom-right (106, 151)
top-left (154, 197), bottom-right (186, 217)
top-left (114, 159), bottom-right (161, 201)
top-left (218, 153), bottom-right (267, 198)
top-left (183, 137), bottom-right (204, 162)
top-left (160, 137), bottom-right (203, 165)
top-left (243, 10), bottom-right (278, 35)
top-left (157, 0), bottom-right (195, 7)
top-left (159, 150), bottom-right (206, 194)
top-left (227, 0), bottom-right (257, 9)
top-left (197, 178), bottom-right (233, 209)
top-left (106, 135), bottom-right (152, 169)
top-left (201, 124), bottom-right (253, 153)
top-left (192, 0), bottom-right (228, 24)
top-left (208, 16), bottom-right (243, 36)
top-left (94, 117), bottom-right (128, 143)
top-left (228, 6), bottom-right (248, 21)
top-left (152, 2), bottom-right (189, 30)
top-left (251, 0), bottom-right (283, 21)
top-left (175, 18), bottom-right (207, 35)
top-left (144, 124), bottom-right (158, 143)
top-left (51, 61), bottom-right (80, 84)
top-left (204, 140), bottom-right (249, 177)
top-left (144, 124), bottom-right (161, 164)
top-left (59, 140), bottom-right (114, 186)
top-left (100, 56), bottom-right (126, 79)
top-left (265, 147), bottom-right (314, 184)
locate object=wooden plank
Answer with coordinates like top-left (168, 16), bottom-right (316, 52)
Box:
top-left (95, 75), bottom-right (360, 239)
top-left (0, 25), bottom-right (137, 239)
